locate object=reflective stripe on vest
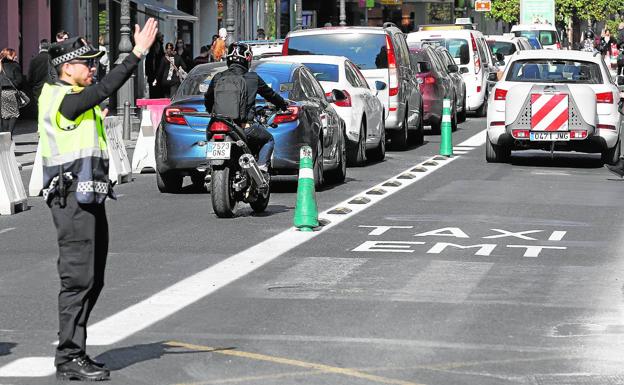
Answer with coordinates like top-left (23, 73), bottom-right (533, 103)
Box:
top-left (38, 83), bottom-right (110, 204)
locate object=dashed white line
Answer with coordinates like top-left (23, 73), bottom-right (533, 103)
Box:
top-left (0, 130), bottom-right (487, 378)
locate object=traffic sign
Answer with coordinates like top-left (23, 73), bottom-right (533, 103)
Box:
top-left (475, 0), bottom-right (491, 12)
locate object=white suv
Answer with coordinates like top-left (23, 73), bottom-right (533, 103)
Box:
top-left (510, 24), bottom-right (562, 50)
top-left (282, 23), bottom-right (424, 149)
top-left (407, 29), bottom-right (492, 116)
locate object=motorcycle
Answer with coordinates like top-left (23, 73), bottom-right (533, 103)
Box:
top-left (201, 105), bottom-right (281, 218)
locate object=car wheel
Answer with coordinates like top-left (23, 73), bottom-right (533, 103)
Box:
top-left (347, 119), bottom-right (367, 166)
top-left (458, 92), bottom-right (467, 123)
top-left (485, 133), bottom-right (510, 163)
top-left (408, 107), bottom-right (424, 145)
top-left (327, 126), bottom-right (347, 184)
top-left (367, 120), bottom-right (386, 162)
top-left (476, 96), bottom-right (487, 117)
top-left (390, 113), bottom-right (409, 150)
top-left (314, 136), bottom-right (325, 189)
top-left (156, 170), bottom-right (183, 193)
top-left (602, 139), bottom-right (621, 165)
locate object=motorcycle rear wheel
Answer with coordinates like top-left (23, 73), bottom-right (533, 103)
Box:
top-left (211, 167), bottom-right (237, 218)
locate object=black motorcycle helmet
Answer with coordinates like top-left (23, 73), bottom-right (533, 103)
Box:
top-left (226, 42), bottom-right (253, 69)
top-left (585, 29), bottom-right (594, 39)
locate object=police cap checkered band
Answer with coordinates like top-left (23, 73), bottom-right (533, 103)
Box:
top-left (49, 37), bottom-right (104, 66)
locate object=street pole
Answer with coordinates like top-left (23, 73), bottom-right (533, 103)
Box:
top-left (116, 0), bottom-right (135, 135)
top-left (226, 0), bottom-right (236, 45)
top-left (339, 0), bottom-right (346, 26)
top-left (295, 0), bottom-right (302, 30)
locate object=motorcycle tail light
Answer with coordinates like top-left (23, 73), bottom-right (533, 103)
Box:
top-left (273, 106), bottom-right (300, 124)
top-left (164, 107), bottom-right (196, 125)
top-left (212, 134), bottom-right (226, 140)
top-left (209, 121), bottom-right (231, 132)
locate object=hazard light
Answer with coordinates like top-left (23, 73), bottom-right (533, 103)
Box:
top-left (512, 129), bottom-right (529, 138)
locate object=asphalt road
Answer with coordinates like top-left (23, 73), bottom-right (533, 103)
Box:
top-left (1, 116), bottom-right (624, 385)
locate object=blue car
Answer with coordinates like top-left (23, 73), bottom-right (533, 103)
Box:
top-left (155, 61), bottom-right (347, 192)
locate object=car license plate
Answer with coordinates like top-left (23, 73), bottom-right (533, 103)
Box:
top-left (206, 142), bottom-right (231, 159)
top-left (529, 131), bottom-right (570, 141)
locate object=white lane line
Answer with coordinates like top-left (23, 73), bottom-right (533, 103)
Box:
top-left (0, 228), bottom-right (15, 235)
top-left (458, 129), bottom-right (486, 147)
top-left (548, 231), bottom-right (567, 241)
top-left (0, 129), bottom-right (487, 378)
top-left (0, 357), bottom-right (54, 377)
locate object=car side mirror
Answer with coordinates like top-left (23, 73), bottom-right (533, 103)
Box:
top-left (459, 66), bottom-right (469, 74)
top-left (617, 75), bottom-right (624, 86)
top-left (327, 89), bottom-right (347, 103)
top-left (487, 72), bottom-right (498, 81)
top-left (447, 64), bottom-right (459, 73)
top-left (375, 81), bottom-right (387, 91)
top-left (417, 61), bottom-right (431, 73)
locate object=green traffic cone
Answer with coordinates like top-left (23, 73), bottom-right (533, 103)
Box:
top-left (293, 146), bottom-right (319, 232)
top-left (439, 98), bottom-right (453, 156)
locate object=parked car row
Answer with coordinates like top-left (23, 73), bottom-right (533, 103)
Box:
top-left (154, 21), bottom-right (525, 193)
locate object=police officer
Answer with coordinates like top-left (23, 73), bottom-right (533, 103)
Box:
top-left (41, 18), bottom-right (158, 381)
top-left (204, 42), bottom-right (289, 174)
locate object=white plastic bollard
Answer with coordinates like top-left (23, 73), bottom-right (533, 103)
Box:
top-left (104, 116), bottom-right (132, 184)
top-left (131, 109), bottom-right (157, 173)
top-left (28, 141), bottom-right (43, 196)
top-left (0, 133), bottom-right (28, 215)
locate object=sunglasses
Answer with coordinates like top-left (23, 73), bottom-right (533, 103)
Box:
top-left (70, 59), bottom-right (97, 68)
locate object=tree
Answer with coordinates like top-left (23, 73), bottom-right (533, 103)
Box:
top-left (488, 0), bottom-right (520, 24)
top-left (487, 0), bottom-right (624, 25)
top-left (266, 0), bottom-right (276, 39)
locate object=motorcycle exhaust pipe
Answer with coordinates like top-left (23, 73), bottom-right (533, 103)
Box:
top-left (238, 154), bottom-right (267, 187)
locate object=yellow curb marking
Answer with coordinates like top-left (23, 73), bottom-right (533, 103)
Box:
top-left (165, 341), bottom-right (425, 385)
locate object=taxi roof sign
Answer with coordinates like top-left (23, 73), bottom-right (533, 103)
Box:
top-left (419, 24), bottom-right (474, 31)
top-left (475, 0), bottom-right (491, 12)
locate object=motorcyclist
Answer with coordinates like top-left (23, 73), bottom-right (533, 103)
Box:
top-left (204, 42), bottom-right (289, 174)
top-left (581, 29), bottom-right (596, 52)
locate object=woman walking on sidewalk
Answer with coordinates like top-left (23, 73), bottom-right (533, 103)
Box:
top-left (0, 48), bottom-right (24, 138)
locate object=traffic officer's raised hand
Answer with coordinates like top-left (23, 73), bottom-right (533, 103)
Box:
top-left (132, 17), bottom-right (158, 58)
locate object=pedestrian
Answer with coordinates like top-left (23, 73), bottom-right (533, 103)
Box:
top-left (580, 29), bottom-right (596, 52)
top-left (193, 45), bottom-right (211, 67)
top-left (175, 38), bottom-right (193, 69)
top-left (156, 42), bottom-right (187, 97)
top-left (208, 34), bottom-right (219, 62)
top-left (257, 28), bottom-right (266, 40)
top-left (146, 32), bottom-right (165, 98)
top-left (617, 41), bottom-right (624, 76)
top-left (618, 22), bottom-right (624, 45)
top-left (97, 34), bottom-right (109, 79)
top-left (56, 30), bottom-right (69, 42)
top-left (27, 39), bottom-right (53, 103)
top-left (212, 28), bottom-right (227, 62)
top-left (41, 19), bottom-right (158, 381)
top-left (0, 48), bottom-right (25, 138)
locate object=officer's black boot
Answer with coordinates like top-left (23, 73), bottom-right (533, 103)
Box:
top-left (605, 158), bottom-right (624, 178)
top-left (56, 356), bottom-right (110, 381)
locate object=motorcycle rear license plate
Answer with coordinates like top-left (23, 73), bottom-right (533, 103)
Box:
top-left (206, 142), bottom-right (231, 159)
top-left (529, 131), bottom-right (570, 141)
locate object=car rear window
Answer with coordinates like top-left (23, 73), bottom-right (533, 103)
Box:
top-left (286, 33), bottom-right (388, 70)
top-left (420, 38), bottom-right (470, 65)
top-left (176, 66), bottom-right (227, 96)
top-left (487, 41), bottom-right (516, 56)
top-left (506, 59), bottom-right (602, 84)
top-left (513, 30), bottom-right (559, 46)
top-left (303, 63), bottom-right (340, 82)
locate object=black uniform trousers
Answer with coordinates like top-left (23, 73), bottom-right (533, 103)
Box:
top-left (49, 191), bottom-right (108, 366)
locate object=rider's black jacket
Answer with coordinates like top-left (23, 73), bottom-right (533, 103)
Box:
top-left (204, 63), bottom-right (289, 124)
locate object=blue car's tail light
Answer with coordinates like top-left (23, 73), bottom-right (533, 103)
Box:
top-left (164, 107), bottom-right (196, 125)
top-left (273, 106), bottom-right (300, 124)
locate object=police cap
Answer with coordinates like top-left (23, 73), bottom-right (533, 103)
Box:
top-left (49, 37), bottom-right (104, 67)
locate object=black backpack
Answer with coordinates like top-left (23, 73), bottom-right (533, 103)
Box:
top-left (212, 70), bottom-right (248, 121)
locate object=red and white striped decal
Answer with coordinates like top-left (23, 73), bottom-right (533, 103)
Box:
top-left (530, 93), bottom-right (569, 131)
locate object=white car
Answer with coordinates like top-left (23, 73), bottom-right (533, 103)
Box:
top-left (408, 28), bottom-right (492, 116)
top-left (510, 24), bottom-right (561, 50)
top-left (269, 55), bottom-right (385, 165)
top-left (486, 35), bottom-right (533, 71)
top-left (486, 50), bottom-right (621, 164)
